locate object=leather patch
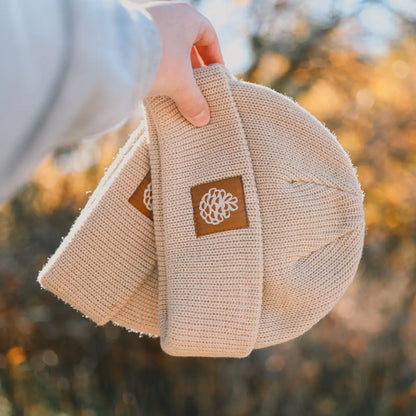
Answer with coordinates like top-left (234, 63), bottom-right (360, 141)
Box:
top-left (128, 171), bottom-right (153, 220)
top-left (191, 175), bottom-right (249, 237)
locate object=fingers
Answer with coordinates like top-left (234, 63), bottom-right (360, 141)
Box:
top-left (170, 66), bottom-right (210, 127)
top-left (194, 20), bottom-right (224, 66)
top-left (171, 20), bottom-right (222, 127)
top-left (191, 46), bottom-right (204, 69)
top-left (144, 2), bottom-right (222, 127)
top-left (177, 18), bottom-right (221, 126)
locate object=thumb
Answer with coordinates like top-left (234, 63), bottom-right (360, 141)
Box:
top-left (171, 68), bottom-right (210, 127)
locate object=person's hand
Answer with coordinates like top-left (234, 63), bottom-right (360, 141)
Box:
top-left (143, 1), bottom-right (224, 127)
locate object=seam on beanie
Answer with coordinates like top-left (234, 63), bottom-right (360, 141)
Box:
top-left (141, 103), bottom-right (168, 341)
top-left (108, 263), bottom-right (158, 325)
top-left (295, 228), bottom-right (357, 264)
top-left (287, 179), bottom-right (363, 199)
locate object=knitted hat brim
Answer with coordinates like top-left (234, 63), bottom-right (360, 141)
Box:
top-left (144, 64), bottom-right (264, 358)
top-left (38, 123), bottom-right (159, 334)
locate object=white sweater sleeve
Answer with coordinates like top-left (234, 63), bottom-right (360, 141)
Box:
top-left (0, 0), bottom-right (161, 203)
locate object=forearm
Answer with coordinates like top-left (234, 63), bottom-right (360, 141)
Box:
top-left (0, 0), bottom-right (161, 203)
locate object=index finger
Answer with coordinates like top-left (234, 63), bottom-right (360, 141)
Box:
top-left (194, 20), bottom-right (224, 66)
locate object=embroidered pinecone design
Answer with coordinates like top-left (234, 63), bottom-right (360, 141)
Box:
top-left (199, 187), bottom-right (239, 225)
top-left (143, 182), bottom-right (153, 211)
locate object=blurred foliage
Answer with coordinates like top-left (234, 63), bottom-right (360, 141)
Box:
top-left (1, 0), bottom-right (416, 415)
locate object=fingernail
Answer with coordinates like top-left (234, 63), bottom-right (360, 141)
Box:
top-left (192, 109), bottom-right (209, 127)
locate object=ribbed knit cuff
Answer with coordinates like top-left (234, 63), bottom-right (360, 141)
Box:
top-left (38, 124), bottom-right (157, 328)
top-left (144, 64), bottom-right (264, 358)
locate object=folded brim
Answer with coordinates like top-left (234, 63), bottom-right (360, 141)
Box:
top-left (144, 64), bottom-right (264, 358)
top-left (38, 122), bottom-right (159, 336)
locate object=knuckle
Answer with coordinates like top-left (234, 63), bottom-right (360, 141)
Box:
top-left (176, 1), bottom-right (193, 10)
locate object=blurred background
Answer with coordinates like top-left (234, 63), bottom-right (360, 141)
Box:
top-left (1, 0), bottom-right (416, 414)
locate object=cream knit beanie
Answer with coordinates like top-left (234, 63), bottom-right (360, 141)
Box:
top-left (38, 63), bottom-right (365, 358)
top-left (38, 122), bottom-right (159, 336)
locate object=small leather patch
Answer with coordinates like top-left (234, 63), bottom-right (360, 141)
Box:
top-left (191, 175), bottom-right (249, 237)
top-left (128, 171), bottom-right (153, 220)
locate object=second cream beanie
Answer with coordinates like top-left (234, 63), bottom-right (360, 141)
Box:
top-left (38, 122), bottom-right (159, 335)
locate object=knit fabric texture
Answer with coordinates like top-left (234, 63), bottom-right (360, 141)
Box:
top-left (38, 63), bottom-right (365, 358)
top-left (38, 122), bottom-right (159, 336)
